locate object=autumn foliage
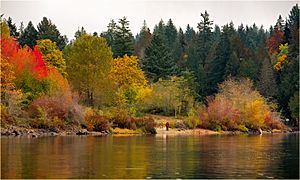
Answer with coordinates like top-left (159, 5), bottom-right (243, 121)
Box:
top-left (199, 79), bottom-right (285, 131)
top-left (1, 36), bottom-right (48, 79)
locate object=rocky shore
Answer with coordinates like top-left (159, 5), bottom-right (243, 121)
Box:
top-left (0, 125), bottom-right (109, 138)
top-left (0, 125), bottom-right (296, 138)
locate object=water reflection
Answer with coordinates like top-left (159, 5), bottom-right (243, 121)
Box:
top-left (1, 134), bottom-right (299, 179)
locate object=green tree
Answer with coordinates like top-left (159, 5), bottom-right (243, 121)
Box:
top-left (185, 24), bottom-right (195, 44)
top-left (101, 20), bottom-right (117, 48)
top-left (37, 17), bottom-right (67, 50)
top-left (225, 52), bottom-right (240, 77)
top-left (288, 91), bottom-right (299, 122)
top-left (143, 34), bottom-right (178, 82)
top-left (134, 20), bottom-right (152, 60)
top-left (18, 21), bottom-right (38, 48)
top-left (153, 19), bottom-right (166, 40)
top-left (258, 58), bottom-right (277, 98)
top-left (74, 27), bottom-right (87, 39)
top-left (276, 4), bottom-right (299, 123)
top-left (36, 39), bottom-right (67, 77)
top-left (7, 17), bottom-right (19, 38)
top-left (113, 17), bottom-right (134, 58)
top-left (65, 34), bottom-right (113, 106)
top-left (208, 24), bottom-right (232, 94)
top-left (197, 10), bottom-right (213, 68)
top-left (174, 28), bottom-right (188, 69)
top-left (165, 18), bottom-right (178, 52)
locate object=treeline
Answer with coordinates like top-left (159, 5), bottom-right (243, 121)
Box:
top-left (0, 4), bottom-right (298, 132)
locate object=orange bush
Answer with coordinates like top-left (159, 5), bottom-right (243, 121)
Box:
top-left (199, 79), bottom-right (285, 131)
top-left (84, 109), bottom-right (109, 132)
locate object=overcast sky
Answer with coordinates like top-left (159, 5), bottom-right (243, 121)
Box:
top-left (1, 0), bottom-right (298, 40)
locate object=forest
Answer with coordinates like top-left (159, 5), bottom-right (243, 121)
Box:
top-left (0, 4), bottom-right (299, 134)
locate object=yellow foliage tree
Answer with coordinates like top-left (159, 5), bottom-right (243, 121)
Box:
top-left (110, 55), bottom-right (147, 88)
top-left (36, 39), bottom-right (67, 77)
top-left (1, 57), bottom-right (16, 91)
top-left (109, 55), bottom-right (149, 114)
top-left (274, 43), bottom-right (289, 71)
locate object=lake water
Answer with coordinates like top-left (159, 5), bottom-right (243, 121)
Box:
top-left (1, 133), bottom-right (299, 179)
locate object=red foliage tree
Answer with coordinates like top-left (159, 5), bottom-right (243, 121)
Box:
top-left (1, 36), bottom-right (48, 79)
top-left (266, 28), bottom-right (284, 56)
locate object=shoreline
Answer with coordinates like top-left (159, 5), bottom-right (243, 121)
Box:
top-left (1, 125), bottom-right (297, 138)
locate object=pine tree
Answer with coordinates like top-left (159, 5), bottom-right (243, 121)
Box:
top-left (37, 17), bottom-right (67, 50)
top-left (276, 4), bottom-right (299, 125)
top-left (287, 4), bottom-right (299, 57)
top-left (225, 51), bottom-right (240, 77)
top-left (185, 24), bottom-right (195, 44)
top-left (74, 27), bottom-right (87, 39)
top-left (143, 34), bottom-right (178, 82)
top-left (18, 21), bottom-right (38, 48)
top-left (7, 17), bottom-right (19, 38)
top-left (165, 18), bottom-right (178, 51)
top-left (134, 20), bottom-right (152, 59)
top-left (101, 19), bottom-right (117, 48)
top-left (174, 28), bottom-right (187, 69)
top-left (113, 17), bottom-right (134, 58)
top-left (258, 58), bottom-right (277, 98)
top-left (197, 10), bottom-right (214, 68)
top-left (208, 24), bottom-right (231, 94)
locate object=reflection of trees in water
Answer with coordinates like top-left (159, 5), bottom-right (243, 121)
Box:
top-left (1, 134), bottom-right (298, 178)
top-left (277, 134), bottom-right (299, 179)
top-left (192, 135), bottom-right (287, 178)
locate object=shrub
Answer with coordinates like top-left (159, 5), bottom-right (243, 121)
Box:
top-left (199, 79), bottom-right (285, 131)
top-left (29, 96), bottom-right (67, 120)
top-left (141, 76), bottom-right (196, 116)
top-left (133, 117), bottom-right (157, 134)
top-left (236, 124), bottom-right (249, 132)
top-left (110, 108), bottom-right (131, 128)
top-left (184, 108), bottom-right (201, 129)
top-left (84, 109), bottom-right (110, 132)
top-left (28, 93), bottom-right (83, 128)
top-left (29, 107), bottom-right (64, 130)
top-left (0, 104), bottom-right (14, 125)
top-left (111, 116), bottom-right (156, 134)
top-left (134, 117), bottom-right (156, 134)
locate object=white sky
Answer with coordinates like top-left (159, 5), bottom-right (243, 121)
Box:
top-left (1, 0), bottom-right (298, 40)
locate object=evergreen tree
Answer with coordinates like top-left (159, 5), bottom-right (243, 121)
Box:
top-left (74, 27), bottom-right (87, 39)
top-left (113, 17), bottom-right (134, 58)
top-left (153, 19), bottom-right (166, 40)
top-left (208, 24), bottom-right (232, 94)
top-left (185, 24), bottom-right (195, 44)
top-left (276, 4), bottom-right (299, 125)
top-left (7, 17), bottom-right (19, 37)
top-left (197, 10), bottom-right (213, 68)
top-left (258, 58), bottom-right (277, 98)
top-left (225, 52), bottom-right (240, 77)
top-left (37, 17), bottom-right (67, 50)
top-left (212, 25), bottom-right (221, 41)
top-left (18, 21), bottom-right (38, 48)
top-left (134, 20), bottom-right (152, 59)
top-left (101, 19), bottom-right (117, 48)
top-left (165, 18), bottom-right (178, 51)
top-left (287, 4), bottom-right (299, 56)
top-left (143, 34), bottom-right (178, 82)
top-left (19, 22), bottom-right (24, 35)
top-left (174, 28), bottom-right (187, 69)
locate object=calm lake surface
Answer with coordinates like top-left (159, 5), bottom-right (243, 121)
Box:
top-left (1, 133), bottom-right (299, 179)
